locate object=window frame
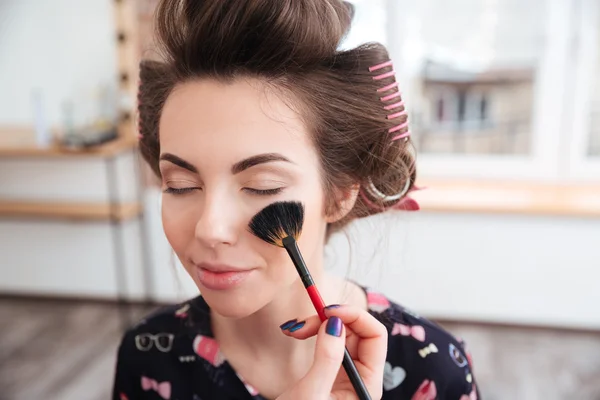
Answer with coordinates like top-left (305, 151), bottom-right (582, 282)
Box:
top-left (565, 0), bottom-right (600, 182)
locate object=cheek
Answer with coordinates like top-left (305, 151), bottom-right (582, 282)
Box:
top-left (291, 188), bottom-right (327, 269)
top-left (297, 202), bottom-right (326, 253)
top-left (161, 197), bottom-right (197, 254)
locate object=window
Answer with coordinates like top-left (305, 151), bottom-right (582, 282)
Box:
top-left (384, 0), bottom-right (545, 158)
top-left (339, 0), bottom-right (387, 50)
top-left (585, 17), bottom-right (600, 159)
top-left (414, 61), bottom-right (533, 156)
top-left (374, 0), bottom-right (592, 180)
top-left (426, 88), bottom-right (495, 153)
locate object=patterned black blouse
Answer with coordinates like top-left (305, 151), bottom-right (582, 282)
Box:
top-left (112, 287), bottom-right (480, 400)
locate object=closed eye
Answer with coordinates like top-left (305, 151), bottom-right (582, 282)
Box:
top-left (164, 187), bottom-right (198, 195)
top-left (243, 187), bottom-right (284, 196)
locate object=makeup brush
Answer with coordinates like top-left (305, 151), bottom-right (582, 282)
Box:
top-left (248, 201), bottom-right (372, 400)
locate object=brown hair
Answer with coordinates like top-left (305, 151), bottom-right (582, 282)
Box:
top-left (138, 0), bottom-right (416, 238)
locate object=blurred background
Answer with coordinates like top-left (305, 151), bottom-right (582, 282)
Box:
top-left (0, 0), bottom-right (599, 399)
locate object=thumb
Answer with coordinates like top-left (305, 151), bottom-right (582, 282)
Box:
top-left (302, 316), bottom-right (346, 396)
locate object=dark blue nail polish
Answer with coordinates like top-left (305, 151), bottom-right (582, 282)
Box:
top-left (280, 319), bottom-right (297, 330)
top-left (326, 316), bottom-right (342, 337)
top-left (325, 304), bottom-right (341, 310)
top-left (288, 321), bottom-right (305, 332)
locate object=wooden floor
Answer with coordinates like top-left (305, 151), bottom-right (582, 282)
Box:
top-left (1, 297), bottom-right (599, 400)
top-left (0, 298), bottom-right (154, 400)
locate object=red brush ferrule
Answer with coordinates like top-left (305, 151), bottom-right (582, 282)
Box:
top-left (306, 285), bottom-right (327, 321)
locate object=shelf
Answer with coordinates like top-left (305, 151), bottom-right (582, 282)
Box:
top-left (0, 200), bottom-right (143, 222)
top-left (413, 179), bottom-right (600, 218)
top-left (0, 136), bottom-right (138, 159)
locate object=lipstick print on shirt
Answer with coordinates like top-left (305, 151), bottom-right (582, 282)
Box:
top-left (411, 379), bottom-right (437, 400)
top-left (175, 303), bottom-right (190, 318)
top-left (193, 334), bottom-right (226, 367)
top-left (366, 291), bottom-right (391, 313)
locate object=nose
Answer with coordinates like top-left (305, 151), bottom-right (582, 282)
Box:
top-left (194, 189), bottom-right (239, 248)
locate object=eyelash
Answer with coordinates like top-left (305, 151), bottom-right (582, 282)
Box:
top-left (244, 187), bottom-right (284, 196)
top-left (163, 187), bottom-right (284, 196)
top-left (163, 187), bottom-right (197, 195)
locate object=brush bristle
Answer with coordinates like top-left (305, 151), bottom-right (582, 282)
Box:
top-left (248, 201), bottom-right (304, 247)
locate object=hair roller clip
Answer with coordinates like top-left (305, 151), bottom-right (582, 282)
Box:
top-left (389, 121), bottom-right (409, 134)
top-left (387, 111), bottom-right (407, 120)
top-left (391, 130), bottom-right (411, 141)
top-left (364, 176), bottom-right (411, 203)
top-left (372, 70), bottom-right (396, 81)
top-left (361, 177), bottom-right (422, 212)
top-left (380, 91), bottom-right (402, 102)
top-left (377, 82), bottom-right (399, 93)
top-left (384, 101), bottom-right (404, 111)
top-left (369, 59), bottom-right (410, 142)
top-left (368, 60), bottom-right (393, 72)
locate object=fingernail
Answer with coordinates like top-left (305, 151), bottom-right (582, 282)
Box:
top-left (289, 321), bottom-right (305, 332)
top-left (280, 319), bottom-right (297, 330)
top-left (324, 304), bottom-right (341, 310)
top-left (326, 316), bottom-right (343, 337)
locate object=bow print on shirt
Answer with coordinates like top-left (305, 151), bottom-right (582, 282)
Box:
top-left (141, 376), bottom-right (171, 399)
top-left (391, 323), bottom-right (426, 342)
top-left (418, 343), bottom-right (438, 359)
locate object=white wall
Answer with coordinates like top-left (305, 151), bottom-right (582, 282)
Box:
top-left (0, 154), bottom-right (138, 203)
top-left (0, 187), bottom-right (197, 301)
top-left (328, 211), bottom-right (600, 330)
top-left (0, 0), bottom-right (117, 127)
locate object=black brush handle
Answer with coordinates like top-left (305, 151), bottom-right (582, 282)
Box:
top-left (282, 237), bottom-right (371, 400)
top-left (343, 348), bottom-right (372, 400)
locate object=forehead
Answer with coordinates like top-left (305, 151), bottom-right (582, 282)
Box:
top-left (159, 78), bottom-right (312, 159)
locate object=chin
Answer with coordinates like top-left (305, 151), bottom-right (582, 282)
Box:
top-left (198, 285), bottom-right (273, 318)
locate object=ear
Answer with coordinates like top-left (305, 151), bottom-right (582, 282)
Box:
top-left (325, 184), bottom-right (360, 223)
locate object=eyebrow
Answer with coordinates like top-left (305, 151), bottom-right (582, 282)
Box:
top-left (159, 152), bottom-right (292, 175)
top-left (159, 153), bottom-right (198, 173)
top-left (231, 153), bottom-right (292, 174)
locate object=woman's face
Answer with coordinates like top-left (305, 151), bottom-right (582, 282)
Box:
top-left (159, 78), bottom-right (328, 317)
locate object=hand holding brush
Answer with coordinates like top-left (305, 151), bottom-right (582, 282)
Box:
top-left (249, 201), bottom-right (388, 400)
top-left (278, 304), bottom-right (388, 400)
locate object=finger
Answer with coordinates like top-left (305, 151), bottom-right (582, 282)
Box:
top-left (280, 314), bottom-right (322, 339)
top-left (324, 305), bottom-right (388, 376)
top-left (324, 305), bottom-right (387, 339)
top-left (301, 317), bottom-right (346, 396)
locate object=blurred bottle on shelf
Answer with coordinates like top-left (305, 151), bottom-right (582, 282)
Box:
top-left (59, 83), bottom-right (119, 150)
top-left (31, 88), bottom-right (52, 148)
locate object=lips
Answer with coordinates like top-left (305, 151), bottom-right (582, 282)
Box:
top-left (194, 263), bottom-right (255, 291)
top-left (196, 263), bottom-right (252, 273)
